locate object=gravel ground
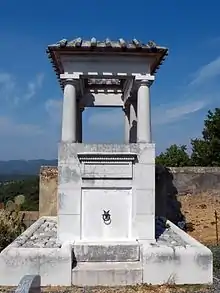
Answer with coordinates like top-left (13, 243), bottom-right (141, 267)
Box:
top-left (20, 218), bottom-right (61, 248)
top-left (19, 217), bottom-right (187, 249)
top-left (155, 217), bottom-right (187, 247)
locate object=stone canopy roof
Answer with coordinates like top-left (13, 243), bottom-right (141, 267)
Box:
top-left (46, 37), bottom-right (168, 90)
top-left (48, 37), bottom-right (167, 51)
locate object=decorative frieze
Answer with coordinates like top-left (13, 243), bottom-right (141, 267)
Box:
top-left (78, 153), bottom-right (137, 162)
top-left (78, 152), bottom-right (135, 179)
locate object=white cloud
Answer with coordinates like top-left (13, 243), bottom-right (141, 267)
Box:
top-left (45, 98), bottom-right (62, 123)
top-left (0, 73), bottom-right (16, 100)
top-left (152, 55), bottom-right (220, 126)
top-left (86, 99), bottom-right (207, 130)
top-left (24, 73), bottom-right (44, 101)
top-left (86, 98), bottom-right (208, 129)
top-left (189, 56), bottom-right (220, 86)
top-left (152, 99), bottom-right (208, 126)
top-left (0, 71), bottom-right (44, 104)
top-left (0, 116), bottom-right (43, 136)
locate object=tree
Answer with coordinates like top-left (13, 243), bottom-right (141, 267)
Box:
top-left (156, 144), bottom-right (191, 167)
top-left (0, 176), bottom-right (39, 211)
top-left (191, 108), bottom-right (220, 166)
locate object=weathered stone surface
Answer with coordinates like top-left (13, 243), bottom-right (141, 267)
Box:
top-left (82, 163), bottom-right (132, 179)
top-left (0, 217), bottom-right (72, 286)
top-left (15, 275), bottom-right (40, 293)
top-left (57, 143), bottom-right (156, 242)
top-left (39, 167), bottom-right (58, 217)
top-left (39, 165), bottom-right (220, 219)
top-left (155, 218), bottom-right (187, 247)
top-left (73, 241), bottom-right (140, 262)
top-left (71, 262), bottom-right (142, 286)
top-left (17, 218), bottom-right (61, 249)
top-left (170, 167), bottom-right (220, 195)
top-left (0, 216), bottom-right (213, 286)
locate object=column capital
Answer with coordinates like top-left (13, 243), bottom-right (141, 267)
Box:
top-left (136, 79), bottom-right (153, 87)
top-left (63, 78), bottom-right (79, 87)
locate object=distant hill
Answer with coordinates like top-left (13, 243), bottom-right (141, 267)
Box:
top-left (0, 159), bottom-right (57, 176)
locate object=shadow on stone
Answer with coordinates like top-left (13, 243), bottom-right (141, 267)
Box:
top-left (72, 249), bottom-right (77, 269)
top-left (155, 165), bottom-right (186, 239)
top-left (129, 120), bottom-right (137, 143)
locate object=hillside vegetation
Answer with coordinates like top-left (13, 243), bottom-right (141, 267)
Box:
top-left (0, 159), bottom-right (57, 176)
top-left (0, 176), bottom-right (39, 211)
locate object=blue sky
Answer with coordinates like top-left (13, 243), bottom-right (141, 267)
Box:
top-left (0, 0), bottom-right (220, 160)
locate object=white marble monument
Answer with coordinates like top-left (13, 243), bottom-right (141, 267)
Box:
top-left (56, 38), bottom-right (158, 244)
top-left (0, 37), bottom-right (213, 287)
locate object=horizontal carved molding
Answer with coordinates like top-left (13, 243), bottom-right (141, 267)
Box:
top-left (78, 152), bottom-right (137, 163)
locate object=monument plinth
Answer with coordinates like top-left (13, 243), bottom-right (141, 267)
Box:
top-left (0, 37), bottom-right (212, 286)
top-left (58, 143), bottom-right (155, 243)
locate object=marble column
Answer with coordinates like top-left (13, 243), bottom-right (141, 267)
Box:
top-left (61, 79), bottom-right (77, 142)
top-left (137, 80), bottom-right (152, 143)
top-left (129, 101), bottom-right (137, 143)
top-left (123, 105), bottom-right (130, 143)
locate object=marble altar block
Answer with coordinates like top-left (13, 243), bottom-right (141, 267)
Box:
top-left (57, 143), bottom-right (155, 243)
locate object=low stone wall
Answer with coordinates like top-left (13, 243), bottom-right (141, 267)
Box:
top-left (22, 211), bottom-right (39, 227)
top-left (39, 166), bottom-right (220, 219)
top-left (171, 167), bottom-right (220, 195)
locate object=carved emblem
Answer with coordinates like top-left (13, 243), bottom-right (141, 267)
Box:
top-left (102, 210), bottom-right (111, 225)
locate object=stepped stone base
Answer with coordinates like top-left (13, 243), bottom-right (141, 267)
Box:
top-left (72, 261), bottom-right (142, 286)
top-left (0, 217), bottom-right (213, 286)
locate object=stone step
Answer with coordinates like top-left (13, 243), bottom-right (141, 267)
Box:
top-left (72, 261), bottom-right (142, 286)
top-left (73, 241), bottom-right (140, 262)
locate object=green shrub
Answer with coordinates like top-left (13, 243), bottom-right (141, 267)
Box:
top-left (0, 196), bottom-right (26, 251)
top-left (209, 246), bottom-right (220, 273)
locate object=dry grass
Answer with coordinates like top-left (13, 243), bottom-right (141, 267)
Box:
top-left (65, 285), bottom-right (210, 292)
top-left (41, 284), bottom-right (210, 293)
top-left (0, 284), bottom-right (208, 293)
top-left (179, 192), bottom-right (220, 245)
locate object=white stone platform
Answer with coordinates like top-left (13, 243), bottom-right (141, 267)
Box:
top-left (0, 217), bottom-right (72, 286)
top-left (0, 216), bottom-right (213, 286)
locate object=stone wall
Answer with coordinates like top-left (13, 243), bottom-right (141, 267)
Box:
top-left (171, 167), bottom-right (220, 195)
top-left (39, 167), bottom-right (58, 217)
top-left (22, 211), bottom-right (39, 227)
top-left (39, 166), bottom-right (220, 220)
